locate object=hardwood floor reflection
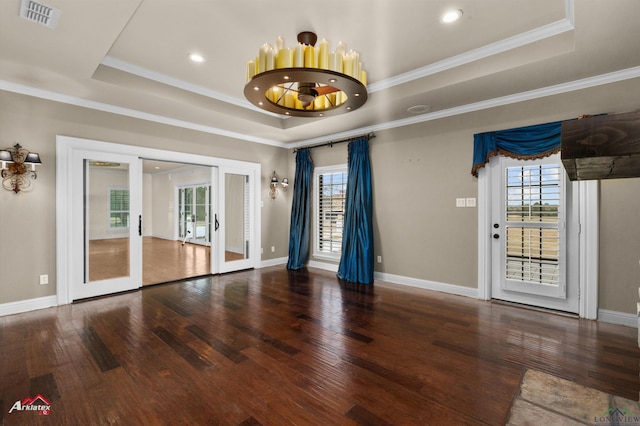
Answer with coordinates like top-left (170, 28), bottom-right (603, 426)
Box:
top-left (142, 237), bottom-right (210, 285)
top-left (89, 237), bottom-right (210, 285)
top-left (88, 238), bottom-right (130, 281)
top-left (1, 266), bottom-right (638, 425)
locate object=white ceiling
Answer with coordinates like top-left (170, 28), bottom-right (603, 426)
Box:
top-left (1, 0), bottom-right (639, 148)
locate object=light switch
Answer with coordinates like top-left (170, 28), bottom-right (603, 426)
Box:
top-left (466, 197), bottom-right (476, 207)
top-left (456, 198), bottom-right (466, 207)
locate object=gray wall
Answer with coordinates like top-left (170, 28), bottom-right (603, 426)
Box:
top-left (2, 74), bottom-right (640, 315)
top-left (0, 90), bottom-right (290, 304)
top-left (297, 77), bottom-right (640, 314)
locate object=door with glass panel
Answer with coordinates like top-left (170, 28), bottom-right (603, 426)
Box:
top-left (178, 184), bottom-right (211, 246)
top-left (490, 154), bottom-right (579, 313)
top-left (72, 151), bottom-right (142, 300)
top-left (218, 167), bottom-right (255, 273)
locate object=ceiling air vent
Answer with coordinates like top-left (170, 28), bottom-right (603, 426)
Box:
top-left (20, 0), bottom-right (61, 29)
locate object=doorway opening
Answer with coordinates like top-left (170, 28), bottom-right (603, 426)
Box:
top-left (141, 160), bottom-right (213, 286)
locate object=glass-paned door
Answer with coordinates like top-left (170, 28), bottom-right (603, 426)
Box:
top-left (72, 151), bottom-right (142, 300)
top-left (219, 168), bottom-right (254, 273)
top-left (490, 154), bottom-right (579, 313)
top-left (178, 185), bottom-right (211, 245)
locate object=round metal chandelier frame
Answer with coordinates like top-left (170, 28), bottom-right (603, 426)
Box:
top-left (244, 68), bottom-right (367, 117)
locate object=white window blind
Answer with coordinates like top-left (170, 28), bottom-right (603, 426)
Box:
top-left (314, 165), bottom-right (348, 259)
top-left (505, 164), bottom-right (561, 285)
top-left (109, 188), bottom-right (130, 230)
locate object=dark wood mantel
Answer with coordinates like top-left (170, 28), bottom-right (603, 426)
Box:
top-left (561, 109), bottom-right (640, 180)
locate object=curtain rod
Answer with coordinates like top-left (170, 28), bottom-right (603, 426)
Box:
top-left (293, 132), bottom-right (376, 152)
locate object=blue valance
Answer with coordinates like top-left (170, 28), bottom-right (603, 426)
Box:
top-left (471, 121), bottom-right (562, 177)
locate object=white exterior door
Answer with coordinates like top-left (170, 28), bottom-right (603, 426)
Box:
top-left (490, 153), bottom-right (580, 313)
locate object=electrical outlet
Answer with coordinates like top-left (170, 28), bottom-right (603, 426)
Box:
top-left (39, 274), bottom-right (49, 285)
top-left (377, 256), bottom-right (382, 263)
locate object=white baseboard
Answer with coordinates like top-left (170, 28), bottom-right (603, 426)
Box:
top-left (598, 309), bottom-right (638, 328)
top-left (305, 260), bottom-right (478, 299)
top-left (0, 295), bottom-right (58, 317)
top-left (151, 234), bottom-right (175, 241)
top-left (260, 257), bottom-right (288, 268)
top-left (374, 271), bottom-right (479, 299)
top-left (3, 272), bottom-right (634, 332)
top-left (308, 260), bottom-right (339, 272)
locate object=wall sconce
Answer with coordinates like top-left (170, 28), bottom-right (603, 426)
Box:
top-left (0, 143), bottom-right (42, 193)
top-left (269, 170), bottom-right (288, 199)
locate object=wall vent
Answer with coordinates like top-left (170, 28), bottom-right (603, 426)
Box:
top-left (20, 0), bottom-right (61, 29)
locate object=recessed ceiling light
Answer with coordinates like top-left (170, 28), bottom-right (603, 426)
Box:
top-left (407, 105), bottom-right (431, 114)
top-left (441, 9), bottom-right (463, 23)
top-left (189, 53), bottom-right (205, 63)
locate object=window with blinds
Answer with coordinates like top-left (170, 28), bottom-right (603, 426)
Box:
top-left (505, 164), bottom-right (561, 285)
top-left (109, 188), bottom-right (130, 230)
top-left (314, 165), bottom-right (348, 259)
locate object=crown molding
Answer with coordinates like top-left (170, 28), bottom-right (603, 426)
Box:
top-left (291, 66), bottom-right (640, 149)
top-left (100, 55), bottom-right (283, 117)
top-left (0, 80), bottom-right (287, 148)
top-left (368, 18), bottom-right (574, 94)
top-left (100, 1), bottom-right (576, 113)
top-left (3, 65), bottom-right (639, 151)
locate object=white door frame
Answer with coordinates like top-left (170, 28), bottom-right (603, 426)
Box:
top-left (477, 158), bottom-right (599, 319)
top-left (71, 150), bottom-right (143, 300)
top-left (56, 135), bottom-right (261, 305)
top-left (218, 166), bottom-right (255, 273)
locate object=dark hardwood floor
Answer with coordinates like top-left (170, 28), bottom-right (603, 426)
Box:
top-left (1, 266), bottom-right (638, 425)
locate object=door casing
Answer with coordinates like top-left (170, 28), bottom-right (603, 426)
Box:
top-left (56, 135), bottom-right (261, 304)
top-left (476, 155), bottom-right (599, 319)
top-left (490, 155), bottom-right (578, 312)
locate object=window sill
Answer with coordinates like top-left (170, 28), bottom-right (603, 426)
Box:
top-left (312, 253), bottom-right (341, 262)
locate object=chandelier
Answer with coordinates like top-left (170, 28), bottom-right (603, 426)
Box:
top-left (244, 32), bottom-right (368, 117)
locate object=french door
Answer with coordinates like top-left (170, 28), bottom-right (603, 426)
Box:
top-left (71, 150), bottom-right (142, 300)
top-left (490, 154), bottom-right (580, 313)
top-left (58, 136), bottom-right (261, 303)
top-left (219, 167), bottom-right (255, 273)
top-left (178, 184), bottom-right (212, 245)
